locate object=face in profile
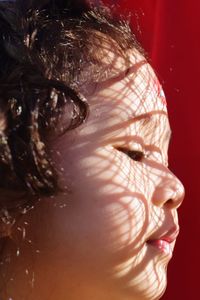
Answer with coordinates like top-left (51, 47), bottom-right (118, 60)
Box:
top-left (5, 48), bottom-right (184, 300)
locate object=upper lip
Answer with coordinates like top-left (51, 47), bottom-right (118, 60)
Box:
top-left (147, 226), bottom-right (180, 244)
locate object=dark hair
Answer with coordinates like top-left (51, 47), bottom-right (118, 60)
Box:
top-left (0, 0), bottom-right (143, 232)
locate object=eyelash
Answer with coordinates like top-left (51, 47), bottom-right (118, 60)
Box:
top-left (116, 147), bottom-right (145, 162)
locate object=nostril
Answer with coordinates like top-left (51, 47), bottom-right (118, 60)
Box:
top-left (152, 179), bottom-right (185, 209)
top-left (164, 187), bottom-right (185, 209)
top-left (165, 199), bottom-right (174, 208)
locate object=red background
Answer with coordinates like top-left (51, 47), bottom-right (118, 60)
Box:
top-left (104, 1), bottom-right (199, 299)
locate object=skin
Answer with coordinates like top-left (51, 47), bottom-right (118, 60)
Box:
top-left (1, 48), bottom-right (184, 300)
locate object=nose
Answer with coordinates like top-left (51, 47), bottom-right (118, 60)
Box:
top-left (152, 169), bottom-right (185, 209)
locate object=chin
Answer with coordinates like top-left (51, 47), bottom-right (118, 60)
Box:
top-left (140, 264), bottom-right (168, 300)
top-left (120, 261), bottom-right (168, 300)
top-left (127, 281), bottom-right (167, 300)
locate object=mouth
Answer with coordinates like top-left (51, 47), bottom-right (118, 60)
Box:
top-left (146, 227), bottom-right (180, 256)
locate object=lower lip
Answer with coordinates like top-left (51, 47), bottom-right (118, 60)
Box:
top-left (148, 240), bottom-right (172, 256)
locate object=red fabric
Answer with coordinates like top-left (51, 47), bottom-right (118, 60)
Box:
top-left (104, 1), bottom-right (199, 299)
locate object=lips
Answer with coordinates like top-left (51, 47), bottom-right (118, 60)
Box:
top-left (147, 227), bottom-right (180, 255)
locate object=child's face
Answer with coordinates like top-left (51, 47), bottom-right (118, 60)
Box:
top-left (17, 49), bottom-right (184, 300)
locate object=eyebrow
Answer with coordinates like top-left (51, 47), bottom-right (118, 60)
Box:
top-left (143, 115), bottom-right (172, 142)
top-left (127, 113), bottom-right (172, 141)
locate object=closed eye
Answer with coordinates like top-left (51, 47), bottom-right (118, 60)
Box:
top-left (116, 147), bottom-right (144, 162)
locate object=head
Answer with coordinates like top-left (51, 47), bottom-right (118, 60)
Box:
top-left (0, 1), bottom-right (184, 300)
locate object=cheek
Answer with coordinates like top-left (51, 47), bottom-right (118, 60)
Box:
top-left (100, 196), bottom-right (148, 255)
top-left (59, 150), bottom-right (152, 259)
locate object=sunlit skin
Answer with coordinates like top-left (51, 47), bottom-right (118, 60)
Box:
top-left (2, 48), bottom-right (185, 300)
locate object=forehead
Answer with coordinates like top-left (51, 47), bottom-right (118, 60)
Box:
top-left (80, 47), bottom-right (171, 148)
top-left (92, 48), bottom-right (168, 117)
